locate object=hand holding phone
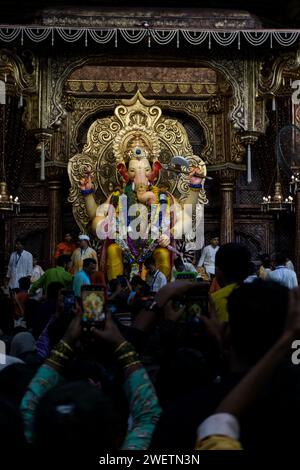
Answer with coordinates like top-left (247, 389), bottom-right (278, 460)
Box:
top-left (81, 285), bottom-right (106, 329)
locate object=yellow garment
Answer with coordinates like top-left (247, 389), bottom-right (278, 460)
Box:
top-left (106, 244), bottom-right (171, 281)
top-left (106, 243), bottom-right (124, 281)
top-left (210, 283), bottom-right (237, 322)
top-left (71, 247), bottom-right (98, 274)
top-left (195, 435), bottom-right (242, 450)
top-left (153, 247), bottom-right (171, 281)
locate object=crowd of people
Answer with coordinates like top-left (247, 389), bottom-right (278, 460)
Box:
top-left (1, 232), bottom-right (300, 462)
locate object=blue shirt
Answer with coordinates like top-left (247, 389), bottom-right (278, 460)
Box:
top-left (73, 270), bottom-right (90, 297)
top-left (267, 266), bottom-right (298, 289)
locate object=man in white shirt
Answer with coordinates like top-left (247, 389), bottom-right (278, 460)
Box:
top-left (6, 239), bottom-right (33, 292)
top-left (144, 256), bottom-right (167, 293)
top-left (198, 236), bottom-right (219, 278)
top-left (267, 252), bottom-right (298, 289)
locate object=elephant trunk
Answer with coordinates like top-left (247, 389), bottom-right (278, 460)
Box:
top-left (134, 169), bottom-right (155, 205)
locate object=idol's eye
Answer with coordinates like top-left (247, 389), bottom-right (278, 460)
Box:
top-left (134, 147), bottom-right (142, 155)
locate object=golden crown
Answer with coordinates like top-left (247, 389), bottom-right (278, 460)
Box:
top-left (125, 136), bottom-right (150, 161)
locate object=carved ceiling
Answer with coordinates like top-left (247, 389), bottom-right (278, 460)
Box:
top-left (0, 1), bottom-right (299, 28)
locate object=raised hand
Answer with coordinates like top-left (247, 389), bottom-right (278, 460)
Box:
top-left (158, 233), bottom-right (170, 247)
top-left (62, 303), bottom-right (82, 345)
top-left (189, 166), bottom-right (205, 186)
top-left (79, 172), bottom-right (93, 191)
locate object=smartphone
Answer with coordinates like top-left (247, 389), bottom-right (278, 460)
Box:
top-left (184, 282), bottom-right (210, 321)
top-left (81, 285), bottom-right (106, 329)
top-left (62, 290), bottom-right (76, 315)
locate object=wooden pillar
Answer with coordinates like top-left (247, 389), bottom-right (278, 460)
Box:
top-left (219, 169), bottom-right (236, 244)
top-left (46, 166), bottom-right (65, 266)
top-left (295, 188), bottom-right (300, 277)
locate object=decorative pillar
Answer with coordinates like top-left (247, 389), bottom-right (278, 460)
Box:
top-left (46, 164), bottom-right (66, 266)
top-left (295, 188), bottom-right (300, 278)
top-left (219, 169), bottom-right (235, 244)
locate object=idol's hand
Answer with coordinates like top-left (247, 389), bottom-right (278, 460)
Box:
top-left (79, 172), bottom-right (93, 191)
top-left (158, 233), bottom-right (170, 247)
top-left (189, 166), bottom-right (205, 186)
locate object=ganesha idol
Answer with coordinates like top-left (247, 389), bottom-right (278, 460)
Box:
top-left (68, 92), bottom-right (208, 281)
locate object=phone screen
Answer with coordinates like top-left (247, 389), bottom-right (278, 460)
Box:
top-left (182, 282), bottom-right (210, 323)
top-left (185, 296), bottom-right (208, 319)
top-left (81, 286), bottom-right (106, 326)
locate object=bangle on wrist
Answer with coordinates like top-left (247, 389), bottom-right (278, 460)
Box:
top-left (46, 339), bottom-right (75, 371)
top-left (81, 188), bottom-right (95, 196)
top-left (114, 340), bottom-right (128, 354)
top-left (61, 339), bottom-right (75, 352)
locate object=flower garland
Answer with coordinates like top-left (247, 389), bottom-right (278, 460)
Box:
top-left (114, 185), bottom-right (170, 265)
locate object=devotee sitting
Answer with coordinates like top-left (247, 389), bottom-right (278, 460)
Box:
top-left (29, 255), bottom-right (72, 297)
top-left (267, 251), bottom-right (298, 289)
top-left (171, 256), bottom-right (199, 281)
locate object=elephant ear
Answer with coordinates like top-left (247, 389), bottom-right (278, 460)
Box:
top-left (148, 160), bottom-right (162, 183)
top-left (117, 163), bottom-right (129, 183)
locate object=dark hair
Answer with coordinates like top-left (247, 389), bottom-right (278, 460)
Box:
top-left (83, 258), bottom-right (97, 269)
top-left (15, 238), bottom-right (24, 245)
top-left (109, 278), bottom-right (120, 293)
top-left (0, 364), bottom-right (38, 405)
top-left (174, 257), bottom-right (185, 272)
top-left (260, 253), bottom-right (271, 269)
top-left (130, 275), bottom-right (142, 288)
top-left (35, 381), bottom-right (124, 452)
top-left (46, 282), bottom-right (64, 301)
top-left (18, 277), bottom-right (31, 291)
top-left (144, 256), bottom-right (155, 268)
top-left (275, 252), bottom-right (287, 266)
top-left (131, 276), bottom-right (150, 296)
top-left (227, 279), bottom-right (288, 364)
top-left (56, 255), bottom-right (71, 267)
top-left (215, 243), bottom-right (251, 283)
